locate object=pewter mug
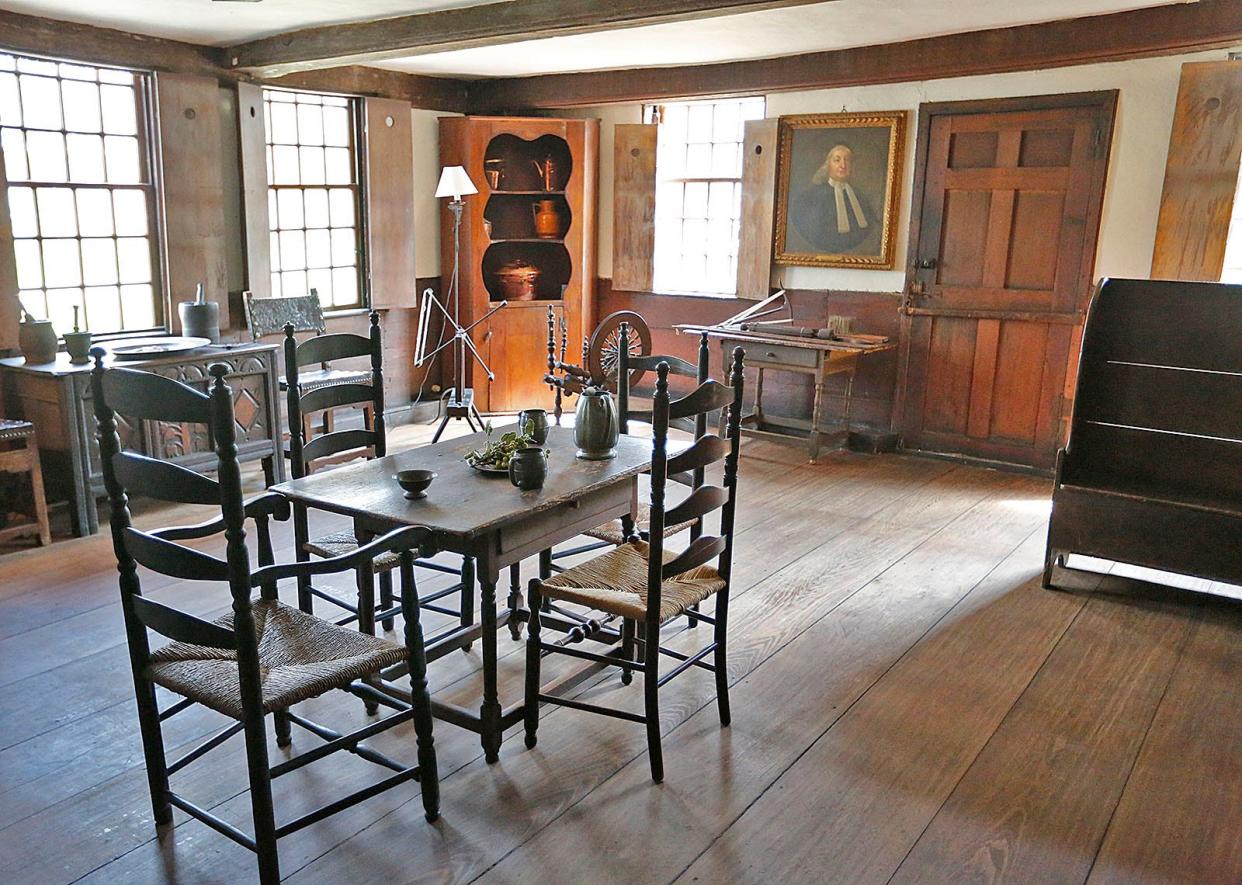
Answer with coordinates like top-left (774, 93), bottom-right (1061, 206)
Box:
top-left (509, 446), bottom-right (547, 490)
top-left (574, 386), bottom-right (619, 460)
top-left (518, 408), bottom-right (549, 445)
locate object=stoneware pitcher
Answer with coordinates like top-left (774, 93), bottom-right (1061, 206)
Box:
top-left (574, 385), bottom-right (619, 460)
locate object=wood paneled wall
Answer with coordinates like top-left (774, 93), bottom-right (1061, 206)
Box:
top-left (599, 280), bottom-right (902, 428)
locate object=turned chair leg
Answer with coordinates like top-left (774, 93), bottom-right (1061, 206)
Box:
top-left (643, 618), bottom-right (664, 783)
top-left (274, 709), bottom-right (292, 747)
top-left (133, 674), bottom-right (173, 827)
top-left (620, 618), bottom-right (635, 685)
top-left (379, 570), bottom-right (395, 632)
top-left (524, 578), bottom-right (543, 749)
top-left (713, 594), bottom-right (731, 727)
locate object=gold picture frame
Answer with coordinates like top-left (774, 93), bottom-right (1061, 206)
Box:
top-left (773, 111), bottom-right (907, 269)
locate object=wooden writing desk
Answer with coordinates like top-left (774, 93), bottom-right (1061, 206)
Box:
top-left (677, 324), bottom-right (895, 462)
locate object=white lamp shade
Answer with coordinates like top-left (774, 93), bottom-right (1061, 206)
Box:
top-left (435, 165), bottom-right (478, 200)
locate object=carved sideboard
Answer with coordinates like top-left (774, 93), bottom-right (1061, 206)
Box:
top-left (0, 342), bottom-right (283, 536)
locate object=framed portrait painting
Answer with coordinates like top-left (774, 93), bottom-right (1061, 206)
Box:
top-left (773, 111), bottom-right (907, 269)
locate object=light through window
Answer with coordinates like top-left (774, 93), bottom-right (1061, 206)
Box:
top-left (263, 89), bottom-right (364, 310)
top-left (1, 51), bottom-right (159, 334)
top-left (645, 96), bottom-right (765, 297)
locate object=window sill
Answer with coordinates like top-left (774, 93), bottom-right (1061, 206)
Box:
top-left (615, 288), bottom-right (742, 301)
top-left (323, 307), bottom-right (371, 319)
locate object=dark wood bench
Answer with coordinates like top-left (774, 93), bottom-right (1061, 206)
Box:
top-left (1045, 277), bottom-right (1242, 591)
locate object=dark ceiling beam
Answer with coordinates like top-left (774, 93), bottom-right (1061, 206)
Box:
top-left (469, 0), bottom-right (1242, 111)
top-left (224, 0), bottom-right (840, 78)
top-left (0, 8), bottom-right (226, 78)
top-left (0, 9), bottom-right (471, 112)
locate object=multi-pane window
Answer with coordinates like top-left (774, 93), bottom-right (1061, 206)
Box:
top-left (1, 52), bottom-right (159, 334)
top-left (263, 89), bottom-right (364, 310)
top-left (645, 96), bottom-right (765, 297)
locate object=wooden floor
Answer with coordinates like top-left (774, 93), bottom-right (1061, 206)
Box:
top-left (2, 422), bottom-right (1242, 884)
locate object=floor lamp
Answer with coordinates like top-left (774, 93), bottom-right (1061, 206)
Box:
top-left (416, 165), bottom-right (506, 442)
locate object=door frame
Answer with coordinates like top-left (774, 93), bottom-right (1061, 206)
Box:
top-left (892, 90), bottom-right (1118, 460)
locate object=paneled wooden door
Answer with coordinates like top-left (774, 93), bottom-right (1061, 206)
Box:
top-left (896, 92), bottom-right (1116, 469)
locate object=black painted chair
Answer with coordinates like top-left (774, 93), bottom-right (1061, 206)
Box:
top-left (284, 312), bottom-right (472, 645)
top-left (524, 348), bottom-right (746, 782)
top-left (91, 351), bottom-right (439, 885)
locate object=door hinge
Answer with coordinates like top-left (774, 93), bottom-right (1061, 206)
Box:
top-left (1091, 127), bottom-right (1103, 158)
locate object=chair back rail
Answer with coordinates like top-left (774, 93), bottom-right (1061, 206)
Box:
top-left (663, 484), bottom-right (729, 527)
top-left (644, 347), bottom-right (746, 622)
top-left (668, 380), bottom-right (734, 421)
top-left (101, 367), bottom-right (212, 424)
top-left (114, 452), bottom-right (221, 506)
top-left (298, 382), bottom-right (377, 414)
top-left (301, 429), bottom-right (379, 464)
top-left (667, 433), bottom-right (726, 476)
top-left (245, 291), bottom-right (328, 339)
top-left (295, 332), bottom-right (373, 367)
top-left (630, 354), bottom-right (698, 376)
top-left (131, 594), bottom-right (237, 650)
top-left (124, 527), bottom-right (230, 580)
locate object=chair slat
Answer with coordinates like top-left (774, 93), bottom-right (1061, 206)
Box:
top-left (662, 534), bottom-right (726, 578)
top-left (669, 380), bottom-right (733, 420)
top-left (124, 527), bottom-right (229, 581)
top-left (102, 368), bottom-right (211, 423)
top-left (114, 452), bottom-right (220, 505)
top-left (664, 484), bottom-right (727, 527)
top-left (296, 332), bottom-right (371, 366)
top-left (631, 354), bottom-right (698, 377)
top-left (245, 292), bottom-right (326, 339)
top-left (132, 594), bottom-right (235, 649)
top-left (667, 433), bottom-right (726, 475)
top-left (298, 382), bottom-right (375, 414)
top-left (301, 428), bottom-right (376, 463)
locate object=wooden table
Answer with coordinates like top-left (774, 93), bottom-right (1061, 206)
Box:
top-left (0, 342), bottom-right (283, 535)
top-left (677, 325), bottom-right (895, 463)
top-left (271, 424), bottom-right (657, 762)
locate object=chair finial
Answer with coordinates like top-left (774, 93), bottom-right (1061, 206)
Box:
top-left (208, 363), bottom-right (230, 388)
top-left (90, 346), bottom-right (107, 371)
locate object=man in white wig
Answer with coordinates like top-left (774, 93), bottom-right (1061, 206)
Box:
top-left (791, 142), bottom-right (874, 253)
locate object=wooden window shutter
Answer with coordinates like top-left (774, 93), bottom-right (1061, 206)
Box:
top-left (236, 82), bottom-right (271, 300)
top-left (0, 145), bottom-right (18, 351)
top-left (1151, 60), bottom-right (1242, 281)
top-left (735, 118), bottom-right (779, 300)
top-left (363, 97), bottom-right (414, 310)
top-left (155, 72), bottom-right (229, 330)
top-left (611, 123), bottom-right (657, 293)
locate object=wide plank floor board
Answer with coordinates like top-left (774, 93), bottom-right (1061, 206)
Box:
top-left (1, 422), bottom-right (1240, 884)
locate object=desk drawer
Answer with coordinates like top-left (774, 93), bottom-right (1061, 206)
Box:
top-left (745, 342), bottom-right (819, 369)
top-left (499, 484), bottom-right (630, 556)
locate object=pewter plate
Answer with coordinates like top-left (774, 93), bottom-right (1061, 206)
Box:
top-left (109, 336), bottom-right (212, 360)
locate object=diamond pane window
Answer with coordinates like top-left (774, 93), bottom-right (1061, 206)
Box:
top-left (645, 96), bottom-right (765, 297)
top-left (263, 88), bottom-right (364, 308)
top-left (1, 51), bottom-right (160, 334)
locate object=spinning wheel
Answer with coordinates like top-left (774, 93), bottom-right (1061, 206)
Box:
top-left (587, 311), bottom-right (652, 392)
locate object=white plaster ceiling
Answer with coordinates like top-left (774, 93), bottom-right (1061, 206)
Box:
top-left (0, 1), bottom-right (501, 46)
top-left (0, 0), bottom-right (1194, 78)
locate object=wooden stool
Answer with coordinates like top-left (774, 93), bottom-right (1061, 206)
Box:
top-left (0, 419), bottom-right (51, 547)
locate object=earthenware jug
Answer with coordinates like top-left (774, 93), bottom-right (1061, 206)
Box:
top-left (509, 446), bottom-right (547, 490)
top-left (18, 310), bottom-right (57, 364)
top-left (574, 386), bottom-right (619, 460)
top-left (531, 199), bottom-right (560, 239)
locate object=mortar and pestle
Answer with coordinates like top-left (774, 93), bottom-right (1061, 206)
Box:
top-left (179, 282), bottom-right (220, 343)
top-left (64, 305), bottom-right (92, 364)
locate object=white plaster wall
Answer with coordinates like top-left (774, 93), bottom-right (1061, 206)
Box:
top-left (564, 47), bottom-right (1242, 292)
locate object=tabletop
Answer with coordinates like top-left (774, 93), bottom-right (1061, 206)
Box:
top-left (0, 340), bottom-right (278, 377)
top-left (271, 424), bottom-right (657, 539)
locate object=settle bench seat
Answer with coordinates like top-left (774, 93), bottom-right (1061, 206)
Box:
top-left (1045, 277), bottom-right (1242, 590)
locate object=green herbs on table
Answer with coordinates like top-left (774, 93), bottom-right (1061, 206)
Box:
top-left (464, 421), bottom-right (549, 470)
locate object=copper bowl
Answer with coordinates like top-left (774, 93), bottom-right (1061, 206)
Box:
top-left (496, 261), bottom-right (541, 301)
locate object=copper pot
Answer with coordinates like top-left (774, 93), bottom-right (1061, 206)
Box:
top-left (496, 260), bottom-right (541, 301)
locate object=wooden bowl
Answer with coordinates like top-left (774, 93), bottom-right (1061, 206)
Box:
top-left (395, 469), bottom-right (436, 499)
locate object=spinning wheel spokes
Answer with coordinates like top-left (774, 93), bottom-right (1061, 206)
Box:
top-left (587, 310), bottom-right (652, 392)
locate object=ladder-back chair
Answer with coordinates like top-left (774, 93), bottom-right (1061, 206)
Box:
top-left (247, 290), bottom-right (372, 487)
top-left (91, 352), bottom-right (439, 885)
top-left (286, 313), bottom-right (471, 648)
top-left (524, 347), bottom-right (746, 782)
